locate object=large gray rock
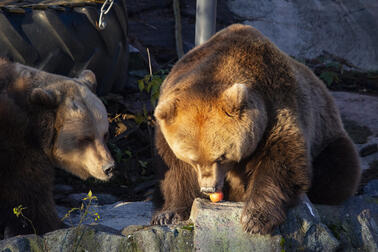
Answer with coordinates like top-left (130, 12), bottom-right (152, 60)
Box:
top-left (2, 195), bottom-right (377, 251)
top-left (190, 199), bottom-right (283, 251)
top-left (123, 224), bottom-right (193, 252)
top-left (0, 226), bottom-right (128, 252)
top-left (332, 91), bottom-right (378, 135)
top-left (364, 180), bottom-right (378, 197)
top-left (315, 195), bottom-right (378, 251)
top-left (190, 197), bottom-right (339, 251)
top-left (227, 0), bottom-right (378, 71)
top-left (332, 91), bottom-right (378, 171)
top-left (0, 235), bottom-right (45, 252)
top-left (0, 224), bottom-right (193, 252)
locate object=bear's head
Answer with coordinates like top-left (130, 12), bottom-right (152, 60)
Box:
top-left (15, 64), bottom-right (115, 181)
top-left (155, 83), bottom-right (267, 193)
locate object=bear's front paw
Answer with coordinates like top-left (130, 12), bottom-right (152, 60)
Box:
top-left (241, 203), bottom-right (285, 235)
top-left (151, 209), bottom-right (189, 225)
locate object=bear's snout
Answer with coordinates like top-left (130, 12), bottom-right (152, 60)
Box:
top-left (198, 163), bottom-right (225, 194)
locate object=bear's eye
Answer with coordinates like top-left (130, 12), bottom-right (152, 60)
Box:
top-left (215, 154), bottom-right (226, 164)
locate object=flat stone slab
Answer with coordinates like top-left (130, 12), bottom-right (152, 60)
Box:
top-left (190, 197), bottom-right (339, 251)
top-left (190, 199), bottom-right (282, 251)
top-left (57, 201), bottom-right (154, 231)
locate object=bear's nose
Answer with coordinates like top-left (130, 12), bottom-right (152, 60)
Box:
top-left (102, 163), bottom-right (115, 176)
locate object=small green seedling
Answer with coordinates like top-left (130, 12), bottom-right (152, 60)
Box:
top-left (13, 204), bottom-right (36, 235)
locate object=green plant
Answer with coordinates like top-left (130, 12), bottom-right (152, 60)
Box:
top-left (280, 237), bottom-right (286, 252)
top-left (138, 160), bottom-right (148, 168)
top-left (137, 70), bottom-right (168, 108)
top-left (108, 141), bottom-right (134, 164)
top-left (138, 160), bottom-right (149, 176)
top-left (133, 105), bottom-right (150, 125)
top-left (135, 70), bottom-right (168, 157)
top-left (319, 71), bottom-right (339, 86)
top-left (124, 150), bottom-right (133, 159)
top-left (61, 190), bottom-right (101, 251)
top-left (181, 223), bottom-right (194, 231)
top-left (61, 190), bottom-right (101, 226)
top-left (13, 205), bottom-right (37, 235)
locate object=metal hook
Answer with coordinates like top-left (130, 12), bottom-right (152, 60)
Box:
top-left (98, 0), bottom-right (114, 30)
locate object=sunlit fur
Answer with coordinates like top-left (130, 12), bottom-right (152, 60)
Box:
top-left (151, 24), bottom-right (361, 234)
top-left (12, 62), bottom-right (114, 181)
top-left (158, 86), bottom-right (267, 191)
top-left (53, 84), bottom-right (112, 181)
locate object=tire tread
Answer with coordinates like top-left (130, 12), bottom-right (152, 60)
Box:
top-left (0, 0), bottom-right (128, 95)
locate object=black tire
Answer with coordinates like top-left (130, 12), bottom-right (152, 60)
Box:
top-left (0, 1), bottom-right (129, 95)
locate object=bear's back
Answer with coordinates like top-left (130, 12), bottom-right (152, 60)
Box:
top-left (290, 59), bottom-right (345, 157)
top-left (160, 24), bottom-right (298, 103)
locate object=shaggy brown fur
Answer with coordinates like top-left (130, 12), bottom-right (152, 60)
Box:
top-left (151, 24), bottom-right (361, 234)
top-left (0, 59), bottom-right (114, 238)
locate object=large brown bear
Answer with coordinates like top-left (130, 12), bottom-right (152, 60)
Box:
top-left (151, 24), bottom-right (361, 234)
top-left (0, 59), bottom-right (114, 239)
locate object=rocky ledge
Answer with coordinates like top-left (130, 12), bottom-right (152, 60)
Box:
top-left (1, 179), bottom-right (377, 252)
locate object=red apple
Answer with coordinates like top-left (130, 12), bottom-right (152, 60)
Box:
top-left (209, 191), bottom-right (224, 203)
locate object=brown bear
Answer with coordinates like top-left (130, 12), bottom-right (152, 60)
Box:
top-left (0, 59), bottom-right (114, 239)
top-left (151, 24), bottom-right (361, 234)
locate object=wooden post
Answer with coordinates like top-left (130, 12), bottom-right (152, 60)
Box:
top-left (173, 0), bottom-right (184, 58)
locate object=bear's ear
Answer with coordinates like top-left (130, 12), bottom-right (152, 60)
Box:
top-left (78, 70), bottom-right (97, 92)
top-left (222, 83), bottom-right (248, 117)
top-left (154, 98), bottom-right (177, 122)
top-left (30, 88), bottom-right (60, 108)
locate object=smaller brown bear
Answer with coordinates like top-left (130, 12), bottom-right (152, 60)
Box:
top-left (0, 59), bottom-right (114, 239)
top-left (151, 24), bottom-right (361, 234)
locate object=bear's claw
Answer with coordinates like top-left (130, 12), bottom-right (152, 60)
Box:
top-left (241, 205), bottom-right (284, 235)
top-left (151, 209), bottom-right (189, 225)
